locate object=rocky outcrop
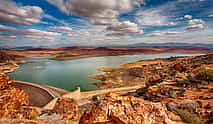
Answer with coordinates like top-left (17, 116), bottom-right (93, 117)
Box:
top-left (92, 54), bottom-right (213, 88)
top-left (0, 73), bottom-right (80, 123)
top-left (0, 73), bottom-right (38, 119)
top-left (49, 98), bottom-right (79, 120)
top-left (0, 51), bottom-right (24, 63)
top-left (173, 63), bottom-right (187, 72)
top-left (144, 84), bottom-right (185, 101)
top-left (167, 100), bottom-right (202, 113)
top-left (80, 93), bottom-right (184, 124)
top-left (0, 73), bottom-right (12, 89)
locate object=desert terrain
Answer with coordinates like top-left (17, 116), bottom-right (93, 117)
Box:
top-left (0, 47), bottom-right (212, 123)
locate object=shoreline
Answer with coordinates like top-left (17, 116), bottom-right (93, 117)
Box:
top-left (4, 51), bottom-right (211, 91)
top-left (0, 62), bottom-right (19, 73)
top-left (1, 50), bottom-right (212, 97)
top-left (89, 54), bottom-right (213, 89)
top-left (1, 53), bottom-right (213, 123)
top-left (51, 50), bottom-right (210, 61)
top-left (8, 46), bottom-right (211, 61)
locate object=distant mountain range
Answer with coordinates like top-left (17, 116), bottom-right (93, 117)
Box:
top-left (0, 43), bottom-right (212, 50)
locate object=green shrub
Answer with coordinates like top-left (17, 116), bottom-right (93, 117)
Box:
top-left (174, 109), bottom-right (203, 124)
top-left (199, 87), bottom-right (208, 89)
top-left (92, 95), bottom-right (99, 101)
top-left (196, 69), bottom-right (213, 81)
top-left (186, 75), bottom-right (192, 80)
top-left (210, 88), bottom-right (213, 92)
top-left (136, 87), bottom-right (147, 96)
top-left (128, 68), bottom-right (143, 77)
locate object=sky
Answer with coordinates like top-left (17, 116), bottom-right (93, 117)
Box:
top-left (0, 0), bottom-right (212, 47)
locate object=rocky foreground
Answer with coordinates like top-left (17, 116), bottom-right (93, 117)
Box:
top-left (0, 73), bottom-right (185, 124)
top-left (0, 73), bottom-right (184, 124)
top-left (0, 54), bottom-right (213, 123)
top-left (91, 54), bottom-right (213, 123)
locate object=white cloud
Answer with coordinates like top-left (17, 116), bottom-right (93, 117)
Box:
top-left (0, 34), bottom-right (17, 41)
top-left (184, 15), bottom-right (192, 19)
top-left (105, 32), bottom-right (127, 37)
top-left (25, 29), bottom-right (61, 36)
top-left (106, 21), bottom-right (141, 33)
top-left (186, 24), bottom-right (204, 30)
top-left (150, 31), bottom-right (182, 37)
top-left (47, 0), bottom-right (144, 25)
top-left (176, 15), bottom-right (193, 20)
top-left (22, 35), bottom-right (56, 42)
top-left (49, 26), bottom-right (73, 32)
top-left (185, 19), bottom-right (205, 30)
top-left (188, 19), bottom-right (205, 25)
top-left (208, 14), bottom-right (213, 17)
top-left (124, 28), bottom-right (212, 44)
top-left (178, 0), bottom-right (205, 2)
top-left (164, 31), bottom-right (182, 35)
top-left (43, 14), bottom-right (70, 26)
top-left (0, 24), bottom-right (61, 36)
top-left (0, 0), bottom-right (43, 25)
top-left (136, 8), bottom-right (176, 26)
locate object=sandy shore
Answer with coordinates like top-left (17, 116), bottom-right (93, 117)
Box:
top-left (2, 49), bottom-right (212, 107)
top-left (52, 50), bottom-right (211, 61)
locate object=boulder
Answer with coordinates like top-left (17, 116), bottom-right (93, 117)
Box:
top-left (173, 63), bottom-right (186, 72)
top-left (0, 87), bottom-right (30, 118)
top-left (50, 98), bottom-right (79, 121)
top-left (167, 100), bottom-right (202, 114)
top-left (0, 73), bottom-right (12, 90)
top-left (79, 93), bottom-right (184, 124)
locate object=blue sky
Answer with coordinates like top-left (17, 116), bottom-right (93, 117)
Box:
top-left (0, 0), bottom-right (212, 47)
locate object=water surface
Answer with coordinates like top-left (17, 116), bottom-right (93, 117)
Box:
top-left (9, 53), bottom-right (204, 91)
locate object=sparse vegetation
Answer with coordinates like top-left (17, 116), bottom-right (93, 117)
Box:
top-left (195, 69), bottom-right (213, 81)
top-left (92, 95), bottom-right (99, 101)
top-left (136, 87), bottom-right (147, 96)
top-left (174, 109), bottom-right (203, 124)
top-left (128, 67), bottom-right (143, 77)
top-left (0, 51), bottom-right (24, 63)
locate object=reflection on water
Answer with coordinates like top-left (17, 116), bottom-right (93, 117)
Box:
top-left (9, 53), bottom-right (204, 91)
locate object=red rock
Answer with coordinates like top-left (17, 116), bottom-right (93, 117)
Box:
top-left (52, 98), bottom-right (79, 120)
top-left (80, 93), bottom-right (184, 124)
top-left (0, 73), bottom-right (12, 90)
top-left (0, 73), bottom-right (32, 119)
top-left (173, 63), bottom-right (186, 72)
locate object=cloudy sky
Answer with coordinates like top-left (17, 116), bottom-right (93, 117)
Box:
top-left (0, 0), bottom-right (212, 47)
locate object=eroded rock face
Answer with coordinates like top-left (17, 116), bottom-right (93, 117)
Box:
top-left (0, 73), bottom-right (12, 90)
top-left (167, 100), bottom-right (202, 113)
top-left (0, 73), bottom-right (38, 119)
top-left (49, 98), bottom-right (79, 121)
top-left (80, 93), bottom-right (184, 124)
top-left (173, 63), bottom-right (187, 72)
top-left (143, 84), bottom-right (185, 102)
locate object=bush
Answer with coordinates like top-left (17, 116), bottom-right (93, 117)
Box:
top-left (92, 95), bottom-right (99, 101)
top-left (196, 69), bottom-right (213, 81)
top-left (136, 87), bottom-right (147, 96)
top-left (209, 88), bottom-right (213, 92)
top-left (128, 68), bottom-right (143, 77)
top-left (174, 109), bottom-right (203, 124)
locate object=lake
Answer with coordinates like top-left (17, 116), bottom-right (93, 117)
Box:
top-left (8, 53), bottom-right (204, 91)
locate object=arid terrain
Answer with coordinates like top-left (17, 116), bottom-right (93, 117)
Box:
top-left (6, 46), bottom-right (211, 60)
top-left (91, 54), bottom-right (213, 123)
top-left (0, 47), bottom-right (213, 124)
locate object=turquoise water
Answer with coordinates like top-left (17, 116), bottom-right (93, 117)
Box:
top-left (8, 53), bottom-right (204, 91)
